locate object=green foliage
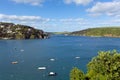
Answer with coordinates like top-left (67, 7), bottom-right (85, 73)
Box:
top-left (87, 50), bottom-right (120, 80)
top-left (70, 27), bottom-right (120, 37)
top-left (70, 67), bottom-right (85, 80)
top-left (70, 50), bottom-right (120, 80)
top-left (51, 32), bottom-right (70, 35)
top-left (0, 22), bottom-right (48, 39)
top-left (30, 35), bottom-right (35, 39)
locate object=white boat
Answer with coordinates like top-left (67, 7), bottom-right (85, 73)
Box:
top-left (48, 72), bottom-right (57, 76)
top-left (11, 61), bottom-right (18, 64)
top-left (2, 38), bottom-right (9, 40)
top-left (38, 67), bottom-right (46, 70)
top-left (75, 56), bottom-right (80, 59)
top-left (20, 49), bottom-right (24, 52)
top-left (50, 58), bottom-right (55, 61)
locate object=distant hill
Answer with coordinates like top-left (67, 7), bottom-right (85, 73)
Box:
top-left (50, 32), bottom-right (70, 35)
top-left (70, 27), bottom-right (120, 37)
top-left (0, 22), bottom-right (49, 39)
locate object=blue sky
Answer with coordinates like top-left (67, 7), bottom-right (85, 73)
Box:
top-left (0, 0), bottom-right (120, 32)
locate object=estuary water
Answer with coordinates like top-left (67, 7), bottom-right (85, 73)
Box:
top-left (0, 35), bottom-right (120, 80)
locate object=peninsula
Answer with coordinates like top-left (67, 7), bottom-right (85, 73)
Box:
top-left (0, 22), bottom-right (48, 39)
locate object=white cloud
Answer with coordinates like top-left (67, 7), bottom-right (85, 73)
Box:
top-left (64, 0), bottom-right (93, 5)
top-left (87, 1), bottom-right (120, 17)
top-left (0, 13), bottom-right (50, 29)
top-left (0, 14), bottom-right (49, 22)
top-left (11, 0), bottom-right (44, 6)
top-left (59, 18), bottom-right (84, 22)
top-left (0, 14), bottom-right (120, 32)
top-left (110, 19), bottom-right (120, 23)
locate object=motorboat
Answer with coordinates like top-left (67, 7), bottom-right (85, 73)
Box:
top-left (38, 67), bottom-right (46, 70)
top-left (75, 56), bottom-right (80, 59)
top-left (48, 72), bottom-right (57, 76)
top-left (50, 58), bottom-right (55, 61)
top-left (20, 49), bottom-right (24, 52)
top-left (11, 61), bottom-right (18, 64)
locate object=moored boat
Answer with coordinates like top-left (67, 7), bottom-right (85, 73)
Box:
top-left (48, 72), bottom-right (57, 76)
top-left (11, 61), bottom-right (18, 64)
top-left (75, 56), bottom-right (80, 59)
top-left (50, 58), bottom-right (55, 61)
top-left (38, 67), bottom-right (46, 70)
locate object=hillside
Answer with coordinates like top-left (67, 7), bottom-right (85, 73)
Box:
top-left (49, 32), bottom-right (70, 35)
top-left (70, 27), bottom-right (120, 37)
top-left (0, 22), bottom-right (49, 39)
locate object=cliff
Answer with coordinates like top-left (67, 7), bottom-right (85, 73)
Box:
top-left (0, 22), bottom-right (49, 39)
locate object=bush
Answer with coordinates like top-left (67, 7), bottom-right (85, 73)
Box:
top-left (70, 67), bottom-right (85, 80)
top-left (70, 50), bottom-right (120, 80)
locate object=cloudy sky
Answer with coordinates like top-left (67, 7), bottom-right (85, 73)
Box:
top-left (0, 0), bottom-right (120, 32)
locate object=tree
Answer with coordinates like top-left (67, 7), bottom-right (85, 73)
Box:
top-left (70, 67), bottom-right (85, 80)
top-left (70, 50), bottom-right (120, 80)
top-left (87, 50), bottom-right (120, 80)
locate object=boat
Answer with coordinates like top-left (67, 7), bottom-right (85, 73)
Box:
top-left (20, 49), bottom-right (24, 52)
top-left (2, 38), bottom-right (9, 40)
top-left (38, 67), bottom-right (46, 70)
top-left (75, 56), bottom-right (80, 59)
top-left (50, 58), bottom-right (55, 61)
top-left (65, 34), bottom-right (68, 36)
top-left (11, 61), bottom-right (18, 64)
top-left (48, 72), bottom-right (57, 76)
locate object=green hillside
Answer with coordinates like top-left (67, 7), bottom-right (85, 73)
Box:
top-left (70, 27), bottom-right (120, 37)
top-left (0, 22), bottom-right (49, 39)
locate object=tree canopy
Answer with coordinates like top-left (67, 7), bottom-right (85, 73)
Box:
top-left (70, 67), bottom-right (85, 80)
top-left (70, 50), bottom-right (120, 80)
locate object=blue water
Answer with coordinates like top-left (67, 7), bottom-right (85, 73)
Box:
top-left (0, 35), bottom-right (120, 80)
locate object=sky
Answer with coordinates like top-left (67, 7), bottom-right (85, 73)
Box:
top-left (0, 0), bottom-right (120, 32)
